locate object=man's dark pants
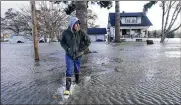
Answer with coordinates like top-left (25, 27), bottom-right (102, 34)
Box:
top-left (65, 54), bottom-right (82, 90)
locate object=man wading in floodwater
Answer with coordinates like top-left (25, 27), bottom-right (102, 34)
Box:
top-left (60, 16), bottom-right (91, 95)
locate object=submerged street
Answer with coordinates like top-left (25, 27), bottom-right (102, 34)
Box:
top-left (1, 39), bottom-right (181, 104)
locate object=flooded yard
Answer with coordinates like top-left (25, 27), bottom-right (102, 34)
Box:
top-left (1, 38), bottom-right (181, 104)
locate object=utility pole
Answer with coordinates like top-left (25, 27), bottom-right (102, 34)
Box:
top-left (30, 1), bottom-right (40, 61)
top-left (115, 1), bottom-right (121, 42)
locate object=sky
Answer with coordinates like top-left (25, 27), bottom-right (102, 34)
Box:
top-left (1, 1), bottom-right (181, 31)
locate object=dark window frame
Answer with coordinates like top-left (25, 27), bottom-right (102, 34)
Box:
top-left (124, 17), bottom-right (138, 24)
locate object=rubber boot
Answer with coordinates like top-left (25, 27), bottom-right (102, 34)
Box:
top-left (75, 74), bottom-right (80, 84)
top-left (66, 78), bottom-right (71, 91)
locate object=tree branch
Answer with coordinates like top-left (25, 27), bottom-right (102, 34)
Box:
top-left (166, 6), bottom-right (181, 33)
top-left (4, 27), bottom-right (16, 33)
top-left (143, 1), bottom-right (158, 13)
top-left (164, 1), bottom-right (172, 32)
top-left (161, 1), bottom-right (165, 34)
top-left (167, 4), bottom-right (179, 27)
top-left (164, 1), bottom-right (176, 15)
top-left (165, 24), bottom-right (181, 35)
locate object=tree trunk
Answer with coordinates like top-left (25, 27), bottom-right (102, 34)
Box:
top-left (160, 1), bottom-right (165, 43)
top-left (160, 34), bottom-right (166, 43)
top-left (180, 9), bottom-right (181, 34)
top-left (115, 1), bottom-right (121, 42)
top-left (3, 34), bottom-right (5, 41)
top-left (76, 1), bottom-right (91, 54)
top-left (51, 32), bottom-right (54, 42)
top-left (161, 1), bottom-right (165, 35)
top-left (31, 1), bottom-right (40, 61)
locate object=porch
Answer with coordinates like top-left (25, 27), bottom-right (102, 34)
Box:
top-left (121, 29), bottom-right (147, 38)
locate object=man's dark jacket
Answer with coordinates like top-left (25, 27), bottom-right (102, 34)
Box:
top-left (60, 16), bottom-right (91, 59)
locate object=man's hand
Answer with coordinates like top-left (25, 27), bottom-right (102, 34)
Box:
top-left (75, 50), bottom-right (84, 59)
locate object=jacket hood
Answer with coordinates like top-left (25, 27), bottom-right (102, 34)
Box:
top-left (68, 16), bottom-right (80, 32)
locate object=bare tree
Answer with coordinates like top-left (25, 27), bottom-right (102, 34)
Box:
top-left (1, 8), bottom-right (26, 36)
top-left (1, 8), bottom-right (35, 41)
top-left (31, 1), bottom-right (39, 61)
top-left (19, 2), bottom-right (68, 42)
top-left (143, 1), bottom-right (181, 43)
top-left (87, 9), bottom-right (100, 28)
top-left (160, 1), bottom-right (181, 42)
top-left (18, 8), bottom-right (33, 40)
top-left (71, 9), bottom-right (100, 28)
top-left (35, 1), bottom-right (68, 42)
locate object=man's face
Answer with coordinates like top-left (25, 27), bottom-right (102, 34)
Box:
top-left (74, 23), bottom-right (80, 32)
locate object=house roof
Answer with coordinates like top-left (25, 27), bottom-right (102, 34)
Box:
top-left (108, 12), bottom-right (153, 27)
top-left (87, 28), bottom-right (107, 35)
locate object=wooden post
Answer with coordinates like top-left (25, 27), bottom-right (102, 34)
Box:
top-left (115, 1), bottom-right (121, 42)
top-left (30, 1), bottom-right (40, 61)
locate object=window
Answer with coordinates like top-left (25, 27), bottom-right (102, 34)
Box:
top-left (125, 17), bottom-right (137, 24)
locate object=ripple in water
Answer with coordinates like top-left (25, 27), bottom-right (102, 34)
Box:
top-left (165, 51), bottom-right (180, 58)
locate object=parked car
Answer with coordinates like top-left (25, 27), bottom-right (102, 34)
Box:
top-left (38, 37), bottom-right (50, 43)
top-left (9, 36), bottom-right (26, 43)
top-left (96, 39), bottom-right (104, 42)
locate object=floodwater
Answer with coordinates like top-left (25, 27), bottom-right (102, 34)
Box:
top-left (1, 38), bottom-right (181, 104)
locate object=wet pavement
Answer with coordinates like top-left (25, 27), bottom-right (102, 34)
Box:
top-left (1, 38), bottom-right (181, 104)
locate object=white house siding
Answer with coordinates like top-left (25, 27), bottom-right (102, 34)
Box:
top-left (120, 38), bottom-right (148, 42)
top-left (89, 34), bottom-right (105, 42)
top-left (141, 30), bottom-right (145, 37)
top-left (120, 29), bottom-right (122, 37)
top-left (137, 17), bottom-right (142, 24)
top-left (109, 26), bottom-right (150, 39)
top-left (89, 35), bottom-right (95, 42)
top-left (96, 35), bottom-right (105, 41)
top-left (110, 27), bottom-right (115, 38)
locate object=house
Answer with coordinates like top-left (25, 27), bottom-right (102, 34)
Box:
top-left (87, 28), bottom-right (107, 42)
top-left (107, 12), bottom-right (153, 41)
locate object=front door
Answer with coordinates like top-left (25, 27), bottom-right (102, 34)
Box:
top-left (122, 29), bottom-right (126, 35)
